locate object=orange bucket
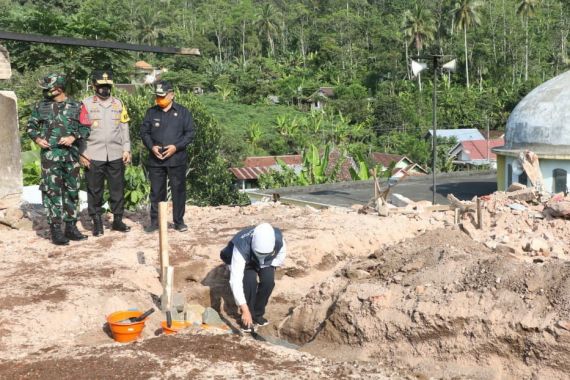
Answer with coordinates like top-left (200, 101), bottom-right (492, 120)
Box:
top-left (107, 310), bottom-right (147, 343)
top-left (161, 320), bottom-right (188, 335)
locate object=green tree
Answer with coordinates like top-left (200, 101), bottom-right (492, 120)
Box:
top-left (402, 1), bottom-right (437, 91)
top-left (254, 3), bottom-right (280, 57)
top-left (451, 0), bottom-right (483, 89)
top-left (516, 0), bottom-right (541, 82)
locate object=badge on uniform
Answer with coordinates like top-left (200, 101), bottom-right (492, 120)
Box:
top-left (93, 121), bottom-right (99, 127)
top-left (174, 112), bottom-right (178, 117)
top-left (154, 122), bottom-right (160, 127)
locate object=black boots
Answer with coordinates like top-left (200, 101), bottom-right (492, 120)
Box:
top-left (50, 223), bottom-right (69, 246)
top-left (92, 215), bottom-right (104, 236)
top-left (65, 221), bottom-right (88, 241)
top-left (111, 215), bottom-right (130, 232)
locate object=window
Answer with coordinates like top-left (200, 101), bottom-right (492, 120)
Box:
top-left (553, 169), bottom-right (567, 193)
top-left (518, 172), bottom-right (528, 186)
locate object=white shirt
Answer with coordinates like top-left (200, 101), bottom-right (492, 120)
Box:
top-left (229, 240), bottom-right (287, 306)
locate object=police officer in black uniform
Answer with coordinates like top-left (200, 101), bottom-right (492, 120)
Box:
top-left (140, 81), bottom-right (195, 232)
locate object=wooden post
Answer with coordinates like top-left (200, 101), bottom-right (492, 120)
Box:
top-left (454, 208), bottom-right (460, 225)
top-left (161, 266), bottom-right (174, 311)
top-left (158, 201), bottom-right (169, 282)
top-left (476, 197), bottom-right (482, 229)
top-left (371, 168), bottom-right (378, 199)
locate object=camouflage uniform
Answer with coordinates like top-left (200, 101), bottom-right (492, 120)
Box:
top-left (27, 74), bottom-right (90, 243)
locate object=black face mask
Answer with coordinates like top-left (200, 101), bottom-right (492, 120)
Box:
top-left (95, 85), bottom-right (112, 99)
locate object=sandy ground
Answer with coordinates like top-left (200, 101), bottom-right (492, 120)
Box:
top-left (0, 194), bottom-right (569, 379)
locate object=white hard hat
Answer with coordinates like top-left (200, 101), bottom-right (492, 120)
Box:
top-left (252, 223), bottom-right (275, 255)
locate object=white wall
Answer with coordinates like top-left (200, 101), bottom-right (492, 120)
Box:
top-left (505, 156), bottom-right (570, 192)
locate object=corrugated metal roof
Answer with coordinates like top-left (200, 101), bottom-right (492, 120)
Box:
top-left (463, 139), bottom-right (504, 160)
top-left (242, 155), bottom-right (302, 167)
top-left (426, 129), bottom-right (485, 142)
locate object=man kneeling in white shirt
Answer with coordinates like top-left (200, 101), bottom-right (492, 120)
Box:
top-left (220, 223), bottom-right (286, 332)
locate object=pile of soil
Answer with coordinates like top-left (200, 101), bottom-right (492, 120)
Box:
top-left (280, 228), bottom-right (570, 379)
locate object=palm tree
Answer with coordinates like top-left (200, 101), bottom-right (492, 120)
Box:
top-left (517, 0), bottom-right (540, 81)
top-left (451, 0), bottom-right (482, 89)
top-left (402, 2), bottom-right (436, 91)
top-left (135, 9), bottom-right (165, 46)
top-left (254, 3), bottom-right (281, 57)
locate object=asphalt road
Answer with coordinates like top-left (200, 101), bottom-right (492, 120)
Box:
top-left (256, 171), bottom-right (498, 208)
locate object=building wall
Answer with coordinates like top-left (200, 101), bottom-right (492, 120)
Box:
top-left (496, 155), bottom-right (506, 191)
top-left (500, 155), bottom-right (570, 192)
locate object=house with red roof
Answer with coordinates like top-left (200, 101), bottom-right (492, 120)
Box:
top-left (449, 138), bottom-right (505, 168)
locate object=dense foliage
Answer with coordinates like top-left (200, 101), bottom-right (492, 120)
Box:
top-left (1, 0), bottom-right (568, 194)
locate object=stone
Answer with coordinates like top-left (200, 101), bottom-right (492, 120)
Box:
top-left (484, 240), bottom-right (497, 250)
top-left (415, 285), bottom-right (425, 294)
top-left (5, 207), bottom-right (23, 220)
top-left (345, 268), bottom-right (370, 280)
top-left (526, 238), bottom-right (549, 253)
top-left (0, 92), bottom-right (22, 202)
top-left (202, 307), bottom-right (226, 327)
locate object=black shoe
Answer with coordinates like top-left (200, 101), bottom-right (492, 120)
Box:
top-left (145, 223), bottom-right (158, 233)
top-left (253, 317), bottom-right (269, 327)
top-left (92, 215), bottom-right (104, 237)
top-left (50, 223), bottom-right (69, 246)
top-left (65, 221), bottom-right (88, 241)
top-left (174, 223), bottom-right (188, 232)
top-left (111, 215), bottom-right (130, 232)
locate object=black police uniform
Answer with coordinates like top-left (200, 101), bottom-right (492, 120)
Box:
top-left (140, 101), bottom-right (195, 227)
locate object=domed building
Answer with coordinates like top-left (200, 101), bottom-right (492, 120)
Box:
top-left (493, 70), bottom-right (570, 193)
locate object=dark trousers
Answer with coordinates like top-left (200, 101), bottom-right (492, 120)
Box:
top-left (85, 158), bottom-right (125, 217)
top-left (148, 164), bottom-right (186, 225)
top-left (243, 266), bottom-right (275, 320)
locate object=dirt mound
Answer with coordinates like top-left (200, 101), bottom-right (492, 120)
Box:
top-left (280, 228), bottom-right (570, 379)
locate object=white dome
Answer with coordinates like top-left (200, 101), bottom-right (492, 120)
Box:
top-left (502, 70), bottom-right (570, 157)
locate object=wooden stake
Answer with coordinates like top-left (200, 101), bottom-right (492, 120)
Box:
top-left (454, 208), bottom-right (460, 225)
top-left (371, 168), bottom-right (378, 199)
top-left (158, 201), bottom-right (169, 282)
top-left (477, 197), bottom-right (482, 229)
top-left (161, 266), bottom-right (174, 311)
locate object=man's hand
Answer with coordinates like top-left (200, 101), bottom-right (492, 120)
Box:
top-left (58, 135), bottom-right (76, 147)
top-left (79, 154), bottom-right (91, 169)
top-left (240, 304), bottom-right (253, 328)
top-left (161, 145), bottom-right (176, 159)
top-left (34, 137), bottom-right (50, 149)
top-left (151, 145), bottom-right (163, 160)
top-left (122, 151), bottom-right (131, 165)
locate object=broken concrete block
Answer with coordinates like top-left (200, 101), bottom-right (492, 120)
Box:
top-left (507, 183), bottom-right (527, 192)
top-left (202, 307), bottom-right (225, 326)
top-left (389, 193), bottom-right (414, 207)
top-left (525, 238), bottom-right (549, 253)
top-left (345, 268), bottom-right (370, 280)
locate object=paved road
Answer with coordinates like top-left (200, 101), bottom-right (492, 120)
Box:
top-left (255, 171), bottom-right (498, 208)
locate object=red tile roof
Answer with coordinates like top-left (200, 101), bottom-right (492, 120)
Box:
top-left (459, 138), bottom-right (505, 160)
top-left (369, 152), bottom-right (406, 168)
top-left (230, 155), bottom-right (302, 181)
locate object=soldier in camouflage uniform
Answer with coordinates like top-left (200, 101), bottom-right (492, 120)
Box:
top-left (27, 73), bottom-right (91, 245)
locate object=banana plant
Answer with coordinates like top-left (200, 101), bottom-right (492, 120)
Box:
top-left (349, 152), bottom-right (370, 181)
top-left (298, 144), bottom-right (331, 185)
